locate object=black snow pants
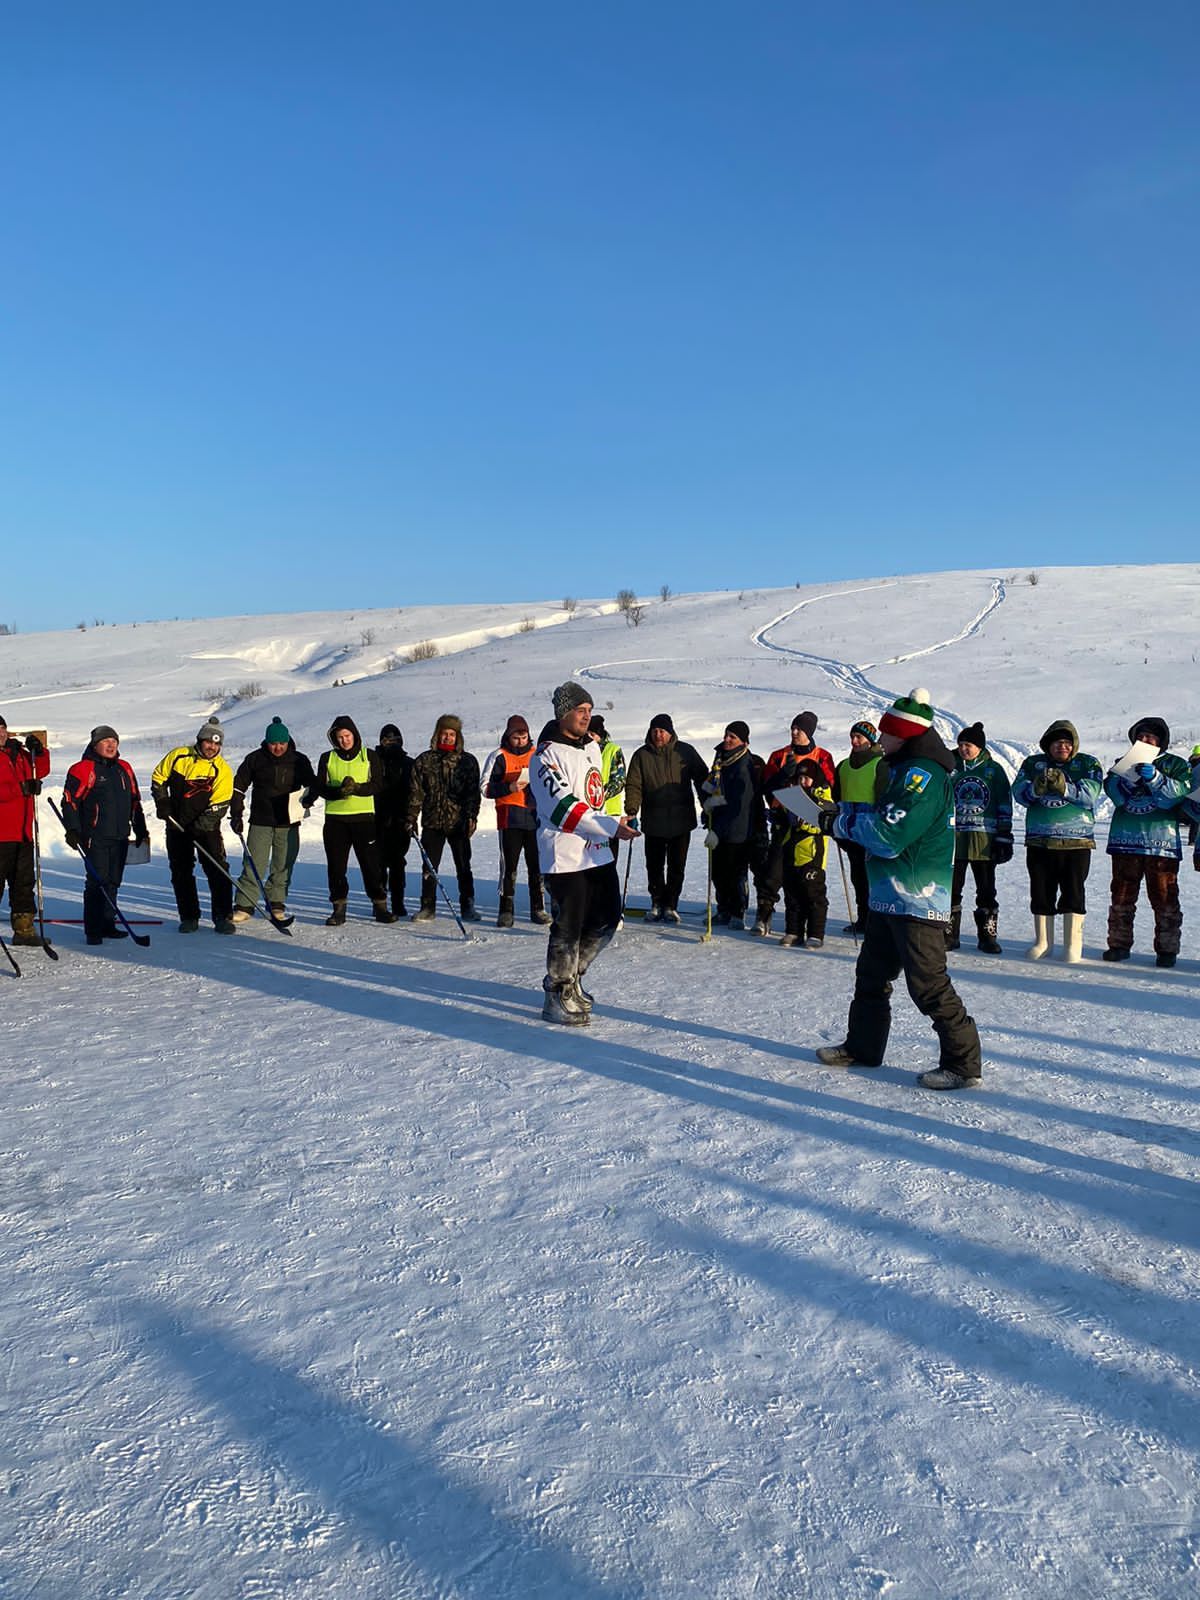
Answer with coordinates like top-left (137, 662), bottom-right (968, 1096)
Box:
top-left (845, 912), bottom-right (982, 1078)
top-left (167, 823), bottom-right (233, 923)
top-left (543, 861), bottom-right (621, 986)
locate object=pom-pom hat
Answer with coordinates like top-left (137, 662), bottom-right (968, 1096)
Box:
top-left (878, 688), bottom-right (934, 742)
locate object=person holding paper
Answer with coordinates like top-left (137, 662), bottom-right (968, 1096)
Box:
top-left (60, 725), bottom-right (148, 945)
top-left (778, 759), bottom-right (832, 948)
top-left (624, 713), bottom-right (708, 923)
top-left (1012, 721), bottom-right (1103, 964)
top-left (814, 688), bottom-right (982, 1091)
top-left (1101, 716), bottom-right (1191, 967)
top-left (229, 719), bottom-right (316, 924)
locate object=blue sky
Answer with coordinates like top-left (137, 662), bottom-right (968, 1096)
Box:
top-left (2, 2), bottom-right (1197, 631)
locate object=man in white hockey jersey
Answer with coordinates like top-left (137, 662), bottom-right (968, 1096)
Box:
top-left (529, 681), bottom-right (639, 1024)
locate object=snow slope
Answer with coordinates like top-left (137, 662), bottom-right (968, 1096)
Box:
top-left (3, 568), bottom-right (1200, 1598)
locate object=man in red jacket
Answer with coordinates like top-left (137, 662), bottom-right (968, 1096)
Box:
top-left (0, 714), bottom-right (51, 946)
top-left (754, 712), bottom-right (835, 936)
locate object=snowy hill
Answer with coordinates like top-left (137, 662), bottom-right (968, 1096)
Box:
top-left (3, 567), bottom-right (1200, 1598)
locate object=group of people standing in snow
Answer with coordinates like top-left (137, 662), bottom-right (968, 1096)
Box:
top-left (3, 688), bottom-right (1198, 1090)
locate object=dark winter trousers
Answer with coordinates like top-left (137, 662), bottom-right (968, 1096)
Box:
top-left (377, 818), bottom-right (411, 913)
top-left (712, 841), bottom-right (754, 918)
top-left (544, 861), bottom-right (621, 985)
top-left (499, 827), bottom-right (543, 911)
top-left (323, 815), bottom-right (385, 906)
top-left (0, 840), bottom-right (35, 920)
top-left (838, 840), bottom-right (870, 929)
top-left (420, 827), bottom-right (474, 909)
top-left (1107, 854), bottom-right (1182, 956)
top-left (166, 823), bottom-right (233, 923)
top-left (1026, 846), bottom-right (1090, 916)
top-left (845, 913), bottom-right (982, 1078)
top-left (82, 836), bottom-right (129, 937)
top-left (754, 824), bottom-right (788, 920)
top-left (782, 862), bottom-right (827, 940)
top-left (644, 831), bottom-right (691, 911)
top-left (951, 859), bottom-right (998, 912)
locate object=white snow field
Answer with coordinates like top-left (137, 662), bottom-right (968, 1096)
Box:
top-left (3, 567), bottom-right (1200, 1599)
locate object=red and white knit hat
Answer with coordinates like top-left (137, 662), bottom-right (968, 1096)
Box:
top-left (878, 687), bottom-right (934, 741)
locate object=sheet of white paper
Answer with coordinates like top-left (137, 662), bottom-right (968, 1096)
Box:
top-left (287, 791), bottom-right (307, 823)
top-left (1110, 740), bottom-right (1160, 776)
top-left (772, 784), bottom-right (821, 822)
top-left (125, 839), bottom-right (151, 866)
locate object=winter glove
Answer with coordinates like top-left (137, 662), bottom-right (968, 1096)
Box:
top-left (816, 800), bottom-right (838, 836)
top-left (340, 777), bottom-right (360, 794)
top-left (19, 778), bottom-right (42, 796)
top-left (230, 816), bottom-right (244, 836)
top-left (24, 734), bottom-right (44, 759)
top-left (992, 838), bottom-right (1014, 865)
top-left (703, 828), bottom-right (719, 850)
top-left (1137, 763), bottom-right (1157, 783)
top-left (1042, 768), bottom-right (1067, 796)
top-left (134, 831), bottom-right (150, 849)
top-left (64, 828), bottom-right (80, 851)
top-left (154, 796), bottom-right (171, 821)
top-left (467, 817), bottom-right (477, 837)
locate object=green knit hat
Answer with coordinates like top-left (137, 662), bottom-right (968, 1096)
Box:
top-left (878, 687), bottom-right (934, 741)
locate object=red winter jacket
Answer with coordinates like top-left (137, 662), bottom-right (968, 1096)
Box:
top-left (0, 737), bottom-right (51, 843)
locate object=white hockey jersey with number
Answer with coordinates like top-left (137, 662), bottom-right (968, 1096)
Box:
top-left (530, 730), bottom-right (620, 874)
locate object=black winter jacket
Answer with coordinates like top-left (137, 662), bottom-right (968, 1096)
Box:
top-left (625, 733), bottom-right (708, 837)
top-left (375, 742), bottom-right (415, 829)
top-left (231, 741), bottom-right (317, 829)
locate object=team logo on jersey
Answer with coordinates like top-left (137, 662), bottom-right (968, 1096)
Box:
top-left (904, 767), bottom-right (930, 795)
top-left (585, 768), bottom-right (606, 809)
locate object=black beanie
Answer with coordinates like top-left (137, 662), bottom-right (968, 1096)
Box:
top-left (791, 711), bottom-right (818, 738)
top-left (649, 713), bottom-right (674, 734)
top-left (379, 723), bottom-right (402, 743)
top-left (725, 720), bottom-right (750, 744)
top-left (958, 722), bottom-right (986, 748)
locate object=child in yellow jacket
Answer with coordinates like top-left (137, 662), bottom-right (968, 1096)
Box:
top-left (780, 761), bottom-right (830, 948)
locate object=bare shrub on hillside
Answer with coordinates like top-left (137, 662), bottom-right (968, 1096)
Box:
top-left (1027, 571), bottom-right (1040, 586)
top-left (407, 640), bottom-right (439, 663)
top-left (659, 584), bottom-right (671, 602)
top-left (233, 681), bottom-right (265, 701)
top-left (360, 627), bottom-right (376, 647)
top-left (615, 588), bottom-right (637, 613)
top-left (518, 616), bottom-right (536, 633)
top-left (562, 596), bottom-right (578, 614)
top-left (625, 604), bottom-right (646, 628)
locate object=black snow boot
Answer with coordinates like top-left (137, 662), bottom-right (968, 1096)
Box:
top-left (945, 905), bottom-right (962, 952)
top-left (975, 907), bottom-right (1002, 955)
top-left (497, 896), bottom-right (514, 928)
top-left (325, 901), bottom-right (347, 927)
top-left (461, 898), bottom-right (483, 922)
top-left (373, 900), bottom-right (397, 923)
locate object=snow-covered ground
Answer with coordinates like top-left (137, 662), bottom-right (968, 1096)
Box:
top-left (3, 568), bottom-right (1200, 1598)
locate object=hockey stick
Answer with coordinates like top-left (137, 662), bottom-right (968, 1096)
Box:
top-left (414, 833), bottom-right (480, 942)
top-left (48, 798), bottom-right (151, 947)
top-left (166, 814), bottom-right (292, 937)
top-left (233, 832), bottom-right (296, 931)
top-left (836, 843), bottom-right (859, 949)
top-left (0, 929), bottom-right (20, 977)
top-left (28, 792), bottom-right (58, 959)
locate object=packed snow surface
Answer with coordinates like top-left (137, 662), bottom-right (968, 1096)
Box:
top-left (3, 568), bottom-right (1199, 1598)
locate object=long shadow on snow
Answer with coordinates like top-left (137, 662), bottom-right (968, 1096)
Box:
top-left (647, 1209), bottom-right (1200, 1457)
top-left (953, 956), bottom-right (1200, 1024)
top-left (124, 1296), bottom-right (632, 1600)
top-left (145, 940), bottom-right (1200, 1253)
top-left (683, 1166), bottom-right (1200, 1394)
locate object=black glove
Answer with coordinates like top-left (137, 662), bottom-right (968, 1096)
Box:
top-left (19, 778), bottom-right (42, 796)
top-left (64, 828), bottom-right (80, 851)
top-left (24, 734), bottom-right (44, 759)
top-left (1043, 767), bottom-right (1067, 796)
top-left (134, 831), bottom-right (150, 849)
top-left (340, 777), bottom-right (359, 794)
top-left (992, 838), bottom-right (1013, 865)
top-left (816, 800), bottom-right (838, 836)
top-left (154, 797), bottom-right (171, 821)
top-left (230, 816), bottom-right (244, 837)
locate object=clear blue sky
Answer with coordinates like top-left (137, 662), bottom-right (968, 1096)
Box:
top-left (3, 2), bottom-right (1197, 631)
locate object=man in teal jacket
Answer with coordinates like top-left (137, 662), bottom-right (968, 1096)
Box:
top-left (815, 689), bottom-right (982, 1091)
top-left (1102, 715), bottom-right (1191, 967)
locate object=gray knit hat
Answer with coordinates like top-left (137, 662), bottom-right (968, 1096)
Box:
top-left (90, 725), bottom-right (119, 744)
top-left (197, 718), bottom-right (224, 746)
top-left (552, 681), bottom-right (593, 719)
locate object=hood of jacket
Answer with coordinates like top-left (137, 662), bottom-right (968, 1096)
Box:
top-left (1040, 720), bottom-right (1078, 757)
top-left (429, 713), bottom-right (464, 753)
top-left (327, 715), bottom-right (363, 756)
top-left (1128, 716), bottom-right (1170, 749)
